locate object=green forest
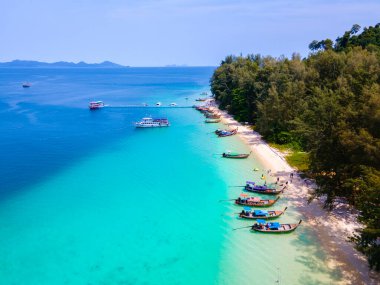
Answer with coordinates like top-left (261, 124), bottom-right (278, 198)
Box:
top-left (210, 24), bottom-right (380, 270)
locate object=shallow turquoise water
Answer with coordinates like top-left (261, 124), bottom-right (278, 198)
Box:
top-left (0, 68), bottom-right (342, 284)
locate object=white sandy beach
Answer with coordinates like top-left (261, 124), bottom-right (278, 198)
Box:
top-left (211, 106), bottom-right (380, 285)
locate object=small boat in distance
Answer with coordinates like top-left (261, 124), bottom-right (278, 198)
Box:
top-left (239, 207), bottom-right (287, 220)
top-left (169, 103), bottom-right (177, 106)
top-left (22, 82), bottom-right (31, 88)
top-left (156, 102), bottom-right (162, 106)
top-left (205, 112), bottom-right (221, 119)
top-left (200, 92), bottom-right (208, 95)
top-left (195, 98), bottom-right (207, 102)
top-left (195, 106), bottom-right (211, 112)
top-left (135, 117), bottom-right (170, 128)
top-left (222, 151), bottom-right (251, 159)
top-left (89, 101), bottom-right (105, 110)
top-left (142, 103), bottom-right (148, 106)
top-left (251, 220), bottom-right (302, 233)
top-left (205, 118), bottom-right (221, 123)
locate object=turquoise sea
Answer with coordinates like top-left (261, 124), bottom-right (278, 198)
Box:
top-left (0, 67), bottom-right (342, 284)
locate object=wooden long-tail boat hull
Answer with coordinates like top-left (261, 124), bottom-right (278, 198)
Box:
top-left (205, 119), bottom-right (221, 123)
top-left (205, 113), bottom-right (221, 119)
top-left (235, 197), bottom-right (280, 207)
top-left (244, 187), bottom-right (283, 195)
top-left (239, 209), bottom-right (286, 220)
top-left (218, 130), bottom-right (237, 137)
top-left (223, 153), bottom-right (250, 159)
top-left (251, 220), bottom-right (302, 233)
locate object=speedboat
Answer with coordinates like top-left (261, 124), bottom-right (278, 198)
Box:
top-left (89, 101), bottom-right (105, 110)
top-left (135, 117), bottom-right (170, 128)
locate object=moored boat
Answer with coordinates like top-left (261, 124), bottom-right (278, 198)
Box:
top-left (239, 207), bottom-right (287, 220)
top-left (195, 98), bottom-right (207, 102)
top-left (218, 128), bottom-right (238, 137)
top-left (204, 112), bottom-right (221, 119)
top-left (205, 118), bottom-right (221, 123)
top-left (22, 82), bottom-right (31, 88)
top-left (200, 108), bottom-right (212, 114)
top-left (244, 181), bottom-right (284, 195)
top-left (195, 106), bottom-right (208, 111)
top-left (169, 103), bottom-right (177, 106)
top-left (222, 151), bottom-right (251, 159)
top-left (89, 101), bottom-right (105, 110)
top-left (251, 219), bottom-right (302, 233)
top-left (235, 196), bottom-right (280, 207)
top-left (135, 117), bottom-right (170, 128)
top-left (156, 102), bottom-right (162, 106)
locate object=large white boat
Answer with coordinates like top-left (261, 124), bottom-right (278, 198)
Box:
top-left (135, 117), bottom-right (170, 128)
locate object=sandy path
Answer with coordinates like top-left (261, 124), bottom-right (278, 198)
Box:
top-left (211, 106), bottom-right (379, 285)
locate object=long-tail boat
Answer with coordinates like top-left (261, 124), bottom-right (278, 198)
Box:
top-left (251, 220), bottom-right (302, 233)
top-left (244, 181), bottom-right (284, 195)
top-left (239, 207), bottom-right (287, 220)
top-left (205, 113), bottom-right (221, 119)
top-left (235, 196), bottom-right (280, 207)
top-left (198, 107), bottom-right (210, 112)
top-left (195, 106), bottom-right (210, 112)
top-left (222, 151), bottom-right (251, 159)
top-left (218, 128), bottom-right (238, 137)
top-left (205, 118), bottom-right (221, 123)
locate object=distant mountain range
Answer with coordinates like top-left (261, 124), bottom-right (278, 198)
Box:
top-left (0, 60), bottom-right (128, 68)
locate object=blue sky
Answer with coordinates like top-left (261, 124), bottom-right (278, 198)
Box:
top-left (1, 0), bottom-right (379, 66)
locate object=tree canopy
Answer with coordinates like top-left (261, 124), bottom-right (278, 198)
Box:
top-left (210, 24), bottom-right (380, 270)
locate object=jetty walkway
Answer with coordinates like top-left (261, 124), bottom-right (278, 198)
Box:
top-left (105, 105), bottom-right (194, 109)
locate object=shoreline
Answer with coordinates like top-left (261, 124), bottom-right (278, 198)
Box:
top-left (210, 105), bottom-right (380, 285)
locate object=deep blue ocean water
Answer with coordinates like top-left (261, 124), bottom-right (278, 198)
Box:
top-left (0, 67), bottom-right (342, 284)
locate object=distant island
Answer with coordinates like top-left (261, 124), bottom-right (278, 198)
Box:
top-left (0, 60), bottom-right (128, 68)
